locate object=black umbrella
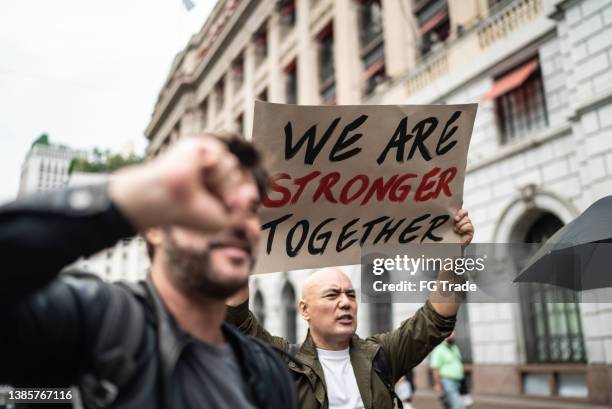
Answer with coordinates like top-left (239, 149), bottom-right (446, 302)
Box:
top-left (514, 195), bottom-right (612, 290)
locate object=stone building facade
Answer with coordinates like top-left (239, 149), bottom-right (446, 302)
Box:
top-left (18, 134), bottom-right (87, 198)
top-left (145, 0), bottom-right (612, 404)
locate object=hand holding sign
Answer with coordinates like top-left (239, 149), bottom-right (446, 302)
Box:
top-left (252, 102), bottom-right (477, 273)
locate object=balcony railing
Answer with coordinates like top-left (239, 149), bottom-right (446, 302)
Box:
top-left (405, 50), bottom-right (449, 96)
top-left (478, 0), bottom-right (543, 49)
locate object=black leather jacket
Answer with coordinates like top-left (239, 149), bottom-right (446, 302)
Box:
top-left (0, 184), bottom-right (297, 409)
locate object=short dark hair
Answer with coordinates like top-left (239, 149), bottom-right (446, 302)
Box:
top-left (144, 133), bottom-right (269, 260)
top-left (221, 133), bottom-right (269, 200)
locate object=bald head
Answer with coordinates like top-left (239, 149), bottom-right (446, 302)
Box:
top-left (298, 267), bottom-right (358, 350)
top-left (301, 267), bottom-right (353, 301)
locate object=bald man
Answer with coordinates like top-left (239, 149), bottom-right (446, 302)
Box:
top-left (227, 209), bottom-right (474, 409)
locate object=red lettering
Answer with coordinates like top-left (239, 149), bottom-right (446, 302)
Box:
top-left (313, 172), bottom-right (340, 203)
top-left (264, 168), bottom-right (457, 208)
top-left (340, 175), bottom-right (369, 204)
top-left (414, 167), bottom-right (441, 202)
top-left (263, 173), bottom-right (292, 208)
top-left (291, 171), bottom-right (321, 204)
top-left (389, 173), bottom-right (418, 202)
top-left (360, 175), bottom-right (398, 206)
top-left (436, 167), bottom-right (457, 198)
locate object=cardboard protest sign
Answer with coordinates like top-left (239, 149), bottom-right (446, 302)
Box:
top-left (252, 102), bottom-right (477, 274)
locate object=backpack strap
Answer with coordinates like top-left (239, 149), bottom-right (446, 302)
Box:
top-left (79, 279), bottom-right (147, 409)
top-left (225, 327), bottom-right (299, 409)
top-left (373, 348), bottom-right (403, 409)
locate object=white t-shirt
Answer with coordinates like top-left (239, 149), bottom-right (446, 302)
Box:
top-left (316, 347), bottom-right (365, 409)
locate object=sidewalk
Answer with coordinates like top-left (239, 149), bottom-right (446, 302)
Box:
top-left (409, 391), bottom-right (611, 409)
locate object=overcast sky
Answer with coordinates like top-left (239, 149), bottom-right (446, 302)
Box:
top-left (0, 0), bottom-right (215, 203)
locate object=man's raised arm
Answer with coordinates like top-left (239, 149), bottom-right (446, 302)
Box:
top-left (226, 286), bottom-right (291, 350)
top-left (371, 209), bottom-right (474, 381)
top-left (0, 136), bottom-right (246, 303)
top-left (428, 208), bottom-right (474, 317)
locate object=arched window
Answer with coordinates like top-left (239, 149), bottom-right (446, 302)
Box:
top-left (282, 281), bottom-right (297, 343)
top-left (520, 213), bottom-right (586, 363)
top-left (363, 265), bottom-right (393, 335)
top-left (454, 306), bottom-right (473, 363)
top-left (253, 289), bottom-right (266, 327)
top-left (369, 302), bottom-right (392, 334)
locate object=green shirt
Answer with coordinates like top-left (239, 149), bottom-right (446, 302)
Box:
top-left (430, 341), bottom-right (464, 381)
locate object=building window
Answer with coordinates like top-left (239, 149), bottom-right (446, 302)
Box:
top-left (278, 0), bottom-right (296, 33)
top-left (254, 23), bottom-right (268, 67)
top-left (285, 59), bottom-right (297, 104)
top-left (413, 0), bottom-right (450, 56)
top-left (454, 305), bottom-right (473, 364)
top-left (258, 88), bottom-right (268, 102)
top-left (253, 289), bottom-right (266, 327)
top-left (232, 53), bottom-right (244, 90)
top-left (282, 281), bottom-right (297, 343)
top-left (318, 24), bottom-right (336, 105)
top-left (235, 112), bottom-right (244, 136)
top-left (200, 98), bottom-right (208, 131)
top-left (520, 213), bottom-right (586, 364)
top-left (215, 78), bottom-right (225, 113)
top-left (490, 59), bottom-right (548, 144)
top-left (370, 302), bottom-right (392, 334)
top-left (358, 0), bottom-right (385, 95)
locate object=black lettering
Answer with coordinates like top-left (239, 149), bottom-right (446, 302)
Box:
top-left (286, 220), bottom-right (309, 257)
top-left (436, 111), bottom-right (461, 155)
top-left (376, 117), bottom-right (409, 165)
top-left (408, 117), bottom-right (437, 161)
top-left (360, 216), bottom-right (389, 246)
top-left (308, 218), bottom-right (335, 255)
top-left (399, 213), bottom-right (430, 243)
top-left (422, 214), bottom-right (449, 242)
top-left (329, 115), bottom-right (367, 162)
top-left (261, 213), bottom-right (293, 254)
top-left (373, 218), bottom-right (406, 245)
top-left (337, 218), bottom-right (360, 252)
top-left (284, 117), bottom-right (341, 164)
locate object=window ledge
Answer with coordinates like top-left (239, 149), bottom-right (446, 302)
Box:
top-left (466, 123), bottom-right (572, 174)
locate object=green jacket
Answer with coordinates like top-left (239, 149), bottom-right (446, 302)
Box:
top-left (226, 300), bottom-right (455, 409)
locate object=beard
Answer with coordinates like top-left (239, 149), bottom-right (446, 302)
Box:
top-left (164, 234), bottom-right (250, 300)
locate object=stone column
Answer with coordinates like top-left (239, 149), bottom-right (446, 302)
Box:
top-left (381, 0), bottom-right (418, 77)
top-left (244, 41), bottom-right (256, 139)
top-left (268, 11), bottom-right (283, 102)
top-left (333, 0), bottom-right (362, 104)
top-left (297, 0), bottom-right (319, 104)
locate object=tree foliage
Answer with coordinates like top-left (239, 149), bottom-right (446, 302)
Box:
top-left (69, 148), bottom-right (143, 174)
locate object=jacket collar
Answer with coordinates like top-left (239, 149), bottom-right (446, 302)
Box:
top-left (297, 331), bottom-right (381, 409)
top-left (143, 277), bottom-right (248, 405)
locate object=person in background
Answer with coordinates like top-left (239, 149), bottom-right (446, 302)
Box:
top-left (431, 331), bottom-right (464, 409)
top-left (396, 369), bottom-right (416, 409)
top-left (226, 210), bottom-right (474, 409)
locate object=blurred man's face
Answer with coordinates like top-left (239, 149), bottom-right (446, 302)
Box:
top-left (302, 269), bottom-right (358, 347)
top-left (161, 172), bottom-right (261, 299)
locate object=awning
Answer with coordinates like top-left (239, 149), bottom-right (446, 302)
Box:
top-left (482, 59), bottom-right (540, 101)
